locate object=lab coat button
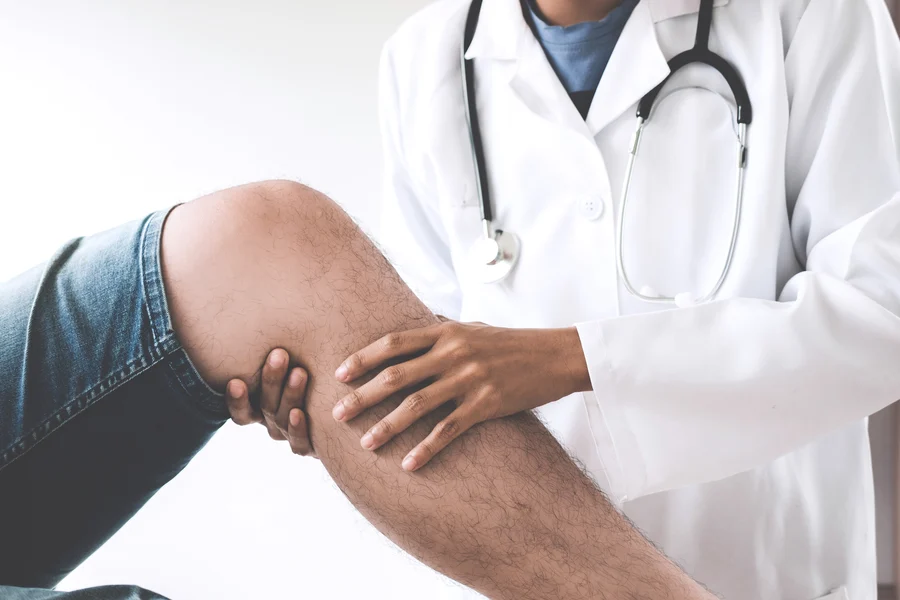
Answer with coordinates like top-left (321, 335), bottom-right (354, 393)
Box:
top-left (579, 196), bottom-right (605, 221)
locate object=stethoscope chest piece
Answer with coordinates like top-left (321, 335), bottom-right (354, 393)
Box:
top-left (469, 230), bottom-right (520, 284)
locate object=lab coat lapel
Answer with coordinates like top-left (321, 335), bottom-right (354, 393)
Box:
top-left (585, 0), bottom-right (670, 136)
top-left (464, 0), bottom-right (588, 134)
top-left (507, 26), bottom-right (590, 136)
top-left (468, 0), bottom-right (733, 139)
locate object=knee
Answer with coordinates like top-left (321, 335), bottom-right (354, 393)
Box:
top-left (220, 180), bottom-right (360, 260)
top-left (164, 180), bottom-right (344, 270)
top-left (158, 180), bottom-right (355, 388)
top-left (214, 179), bottom-right (334, 241)
top-left (231, 179), bottom-right (327, 219)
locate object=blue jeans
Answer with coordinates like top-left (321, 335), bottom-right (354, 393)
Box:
top-left (0, 210), bottom-right (230, 598)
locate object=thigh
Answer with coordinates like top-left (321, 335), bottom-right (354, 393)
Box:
top-left (0, 211), bottom-right (228, 588)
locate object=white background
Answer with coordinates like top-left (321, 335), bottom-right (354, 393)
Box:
top-left (1, 1), bottom-right (898, 597)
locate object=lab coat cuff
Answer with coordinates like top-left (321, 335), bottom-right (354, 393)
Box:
top-left (575, 320), bottom-right (648, 504)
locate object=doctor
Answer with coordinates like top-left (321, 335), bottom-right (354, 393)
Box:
top-left (234, 0), bottom-right (900, 598)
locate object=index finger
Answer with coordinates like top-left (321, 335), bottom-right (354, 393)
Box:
top-left (335, 325), bottom-right (440, 383)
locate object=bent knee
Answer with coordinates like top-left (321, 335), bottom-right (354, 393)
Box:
top-left (163, 180), bottom-right (343, 270)
top-left (196, 180), bottom-right (355, 260)
top-left (158, 179), bottom-right (410, 392)
top-left (193, 180), bottom-right (333, 240)
top-left (159, 181), bottom-right (333, 388)
top-left (225, 180), bottom-right (332, 229)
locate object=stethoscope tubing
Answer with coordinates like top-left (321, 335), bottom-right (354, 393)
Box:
top-left (616, 119), bottom-right (748, 305)
top-left (461, 0), bottom-right (753, 297)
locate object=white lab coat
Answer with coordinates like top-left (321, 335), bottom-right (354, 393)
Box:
top-left (377, 0), bottom-right (900, 598)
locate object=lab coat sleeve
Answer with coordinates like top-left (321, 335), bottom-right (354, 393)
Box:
top-left (376, 43), bottom-right (463, 320)
top-left (576, 0), bottom-right (900, 503)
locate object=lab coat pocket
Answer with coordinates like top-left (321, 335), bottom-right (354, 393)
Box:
top-left (619, 84), bottom-right (741, 299)
top-left (812, 586), bottom-right (849, 600)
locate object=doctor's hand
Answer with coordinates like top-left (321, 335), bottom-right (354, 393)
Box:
top-left (332, 322), bottom-right (590, 471)
top-left (226, 348), bottom-right (316, 457)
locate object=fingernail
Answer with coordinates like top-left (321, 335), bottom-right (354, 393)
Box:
top-left (289, 369), bottom-right (304, 388)
top-left (290, 409), bottom-right (302, 427)
top-left (361, 432), bottom-right (374, 449)
top-left (227, 380), bottom-right (240, 397)
top-left (335, 364), bottom-right (348, 381)
top-left (402, 454), bottom-right (417, 471)
top-left (332, 402), bottom-right (346, 421)
top-left (269, 351), bottom-right (285, 368)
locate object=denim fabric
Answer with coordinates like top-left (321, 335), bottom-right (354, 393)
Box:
top-left (0, 585), bottom-right (168, 600)
top-left (0, 209), bottom-right (229, 596)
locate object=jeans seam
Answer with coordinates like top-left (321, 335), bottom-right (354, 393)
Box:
top-left (138, 209), bottom-right (162, 350)
top-left (0, 352), bottom-right (167, 473)
top-left (140, 207), bottom-right (180, 360)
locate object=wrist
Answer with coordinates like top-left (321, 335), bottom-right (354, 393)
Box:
top-left (550, 327), bottom-right (592, 395)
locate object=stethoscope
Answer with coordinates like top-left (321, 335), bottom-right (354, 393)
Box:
top-left (461, 0), bottom-right (753, 306)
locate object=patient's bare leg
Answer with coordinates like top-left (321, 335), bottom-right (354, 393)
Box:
top-left (161, 181), bottom-right (712, 600)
